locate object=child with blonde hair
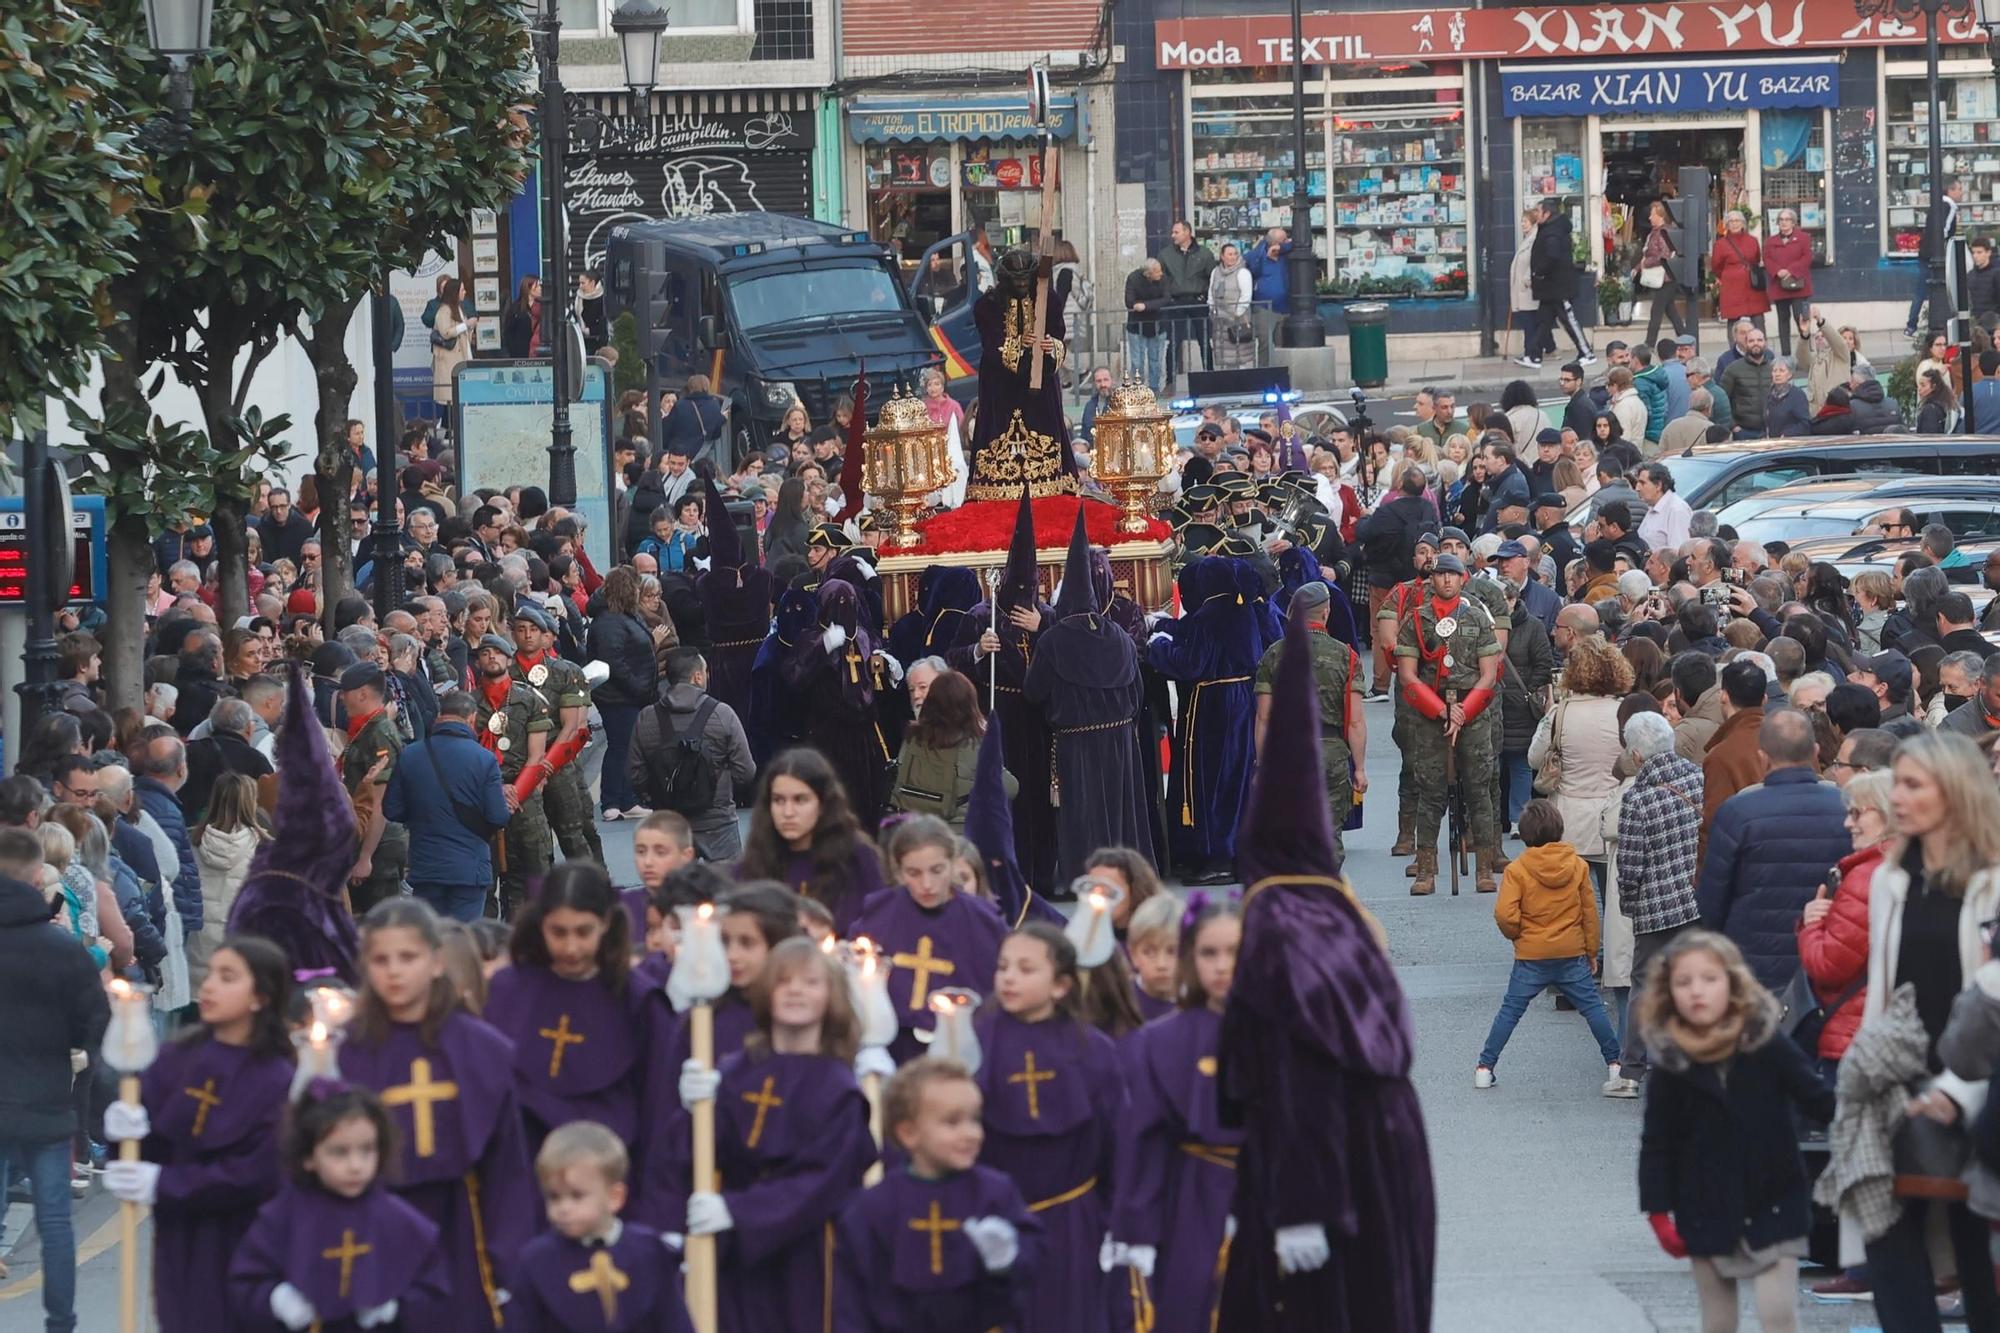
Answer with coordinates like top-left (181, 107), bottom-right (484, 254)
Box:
top-left (1124, 893), bottom-right (1182, 1021)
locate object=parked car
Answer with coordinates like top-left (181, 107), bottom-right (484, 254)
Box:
top-left (1722, 477), bottom-right (2000, 550)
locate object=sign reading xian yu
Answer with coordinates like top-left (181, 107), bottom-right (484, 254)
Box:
top-left (1502, 59), bottom-right (1840, 116)
top-left (1155, 0), bottom-right (1984, 68)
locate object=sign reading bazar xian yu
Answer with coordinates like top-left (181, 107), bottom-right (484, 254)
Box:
top-left (1155, 0), bottom-right (1982, 68)
top-left (1502, 59), bottom-right (1840, 116)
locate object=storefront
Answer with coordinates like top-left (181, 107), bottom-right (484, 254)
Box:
top-left (1881, 51), bottom-right (2000, 256)
top-left (847, 94), bottom-right (1086, 260)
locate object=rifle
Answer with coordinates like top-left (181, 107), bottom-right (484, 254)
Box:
top-left (1444, 687), bottom-right (1465, 897)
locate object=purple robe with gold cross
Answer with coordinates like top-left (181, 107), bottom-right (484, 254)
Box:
top-left (631, 989), bottom-right (756, 1233)
top-left (511, 1222), bottom-right (691, 1333)
top-left (483, 964), bottom-right (648, 1148)
top-left (228, 1182), bottom-right (446, 1332)
top-left (833, 1165), bottom-right (1043, 1333)
top-left (849, 886), bottom-right (1006, 1064)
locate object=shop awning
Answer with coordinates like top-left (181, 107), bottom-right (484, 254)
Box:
top-left (1501, 58), bottom-right (1840, 117)
top-left (848, 94), bottom-right (1082, 143)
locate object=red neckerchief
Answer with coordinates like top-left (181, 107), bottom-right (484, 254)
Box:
top-left (1417, 594), bottom-right (1461, 682)
top-left (514, 651), bottom-right (548, 678)
top-left (343, 708), bottom-right (382, 742)
top-left (478, 677), bottom-right (512, 756)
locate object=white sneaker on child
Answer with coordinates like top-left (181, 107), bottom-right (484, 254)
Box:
top-left (1602, 1064), bottom-right (1640, 1098)
top-left (1473, 1067), bottom-right (1495, 1089)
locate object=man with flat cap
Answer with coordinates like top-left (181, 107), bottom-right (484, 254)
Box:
top-left (1395, 551), bottom-right (1502, 895)
top-left (1255, 582), bottom-right (1367, 856)
top-left (473, 631), bottom-right (553, 913)
top-left (337, 662), bottom-right (408, 913)
top-left (509, 603), bottom-right (603, 864)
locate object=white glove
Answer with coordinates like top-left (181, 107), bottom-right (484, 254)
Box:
top-left (271, 1282), bottom-right (318, 1332)
top-left (824, 496), bottom-right (843, 517)
top-left (687, 1191), bottom-right (734, 1236)
top-left (875, 651), bottom-right (905, 686)
top-left (1225, 1214), bottom-right (1237, 1242)
top-left (356, 1300), bottom-right (400, 1329)
top-left (1144, 611), bottom-right (1170, 629)
top-left (854, 1046), bottom-right (897, 1082)
top-left (856, 561), bottom-right (879, 582)
top-left (822, 624), bottom-right (848, 654)
top-left (1148, 631), bottom-right (1172, 647)
top-left (103, 1101), bottom-right (151, 1142)
top-left (1098, 1232), bottom-right (1122, 1273)
top-left (662, 1232), bottom-right (686, 1253)
top-left (678, 1060), bottom-right (719, 1110)
top-left (1123, 1244), bottom-right (1157, 1279)
top-left (694, 556), bottom-right (711, 573)
top-left (1274, 1222), bottom-right (1330, 1275)
top-left (103, 1159), bottom-right (161, 1205)
top-left (962, 1215), bottom-right (1018, 1272)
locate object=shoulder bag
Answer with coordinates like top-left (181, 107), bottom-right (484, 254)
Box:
top-left (1723, 230), bottom-right (1767, 293)
top-left (1532, 699), bottom-right (1567, 795)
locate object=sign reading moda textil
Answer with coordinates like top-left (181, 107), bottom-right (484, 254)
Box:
top-left (1501, 59), bottom-right (1839, 117)
top-left (1155, 0), bottom-right (1983, 67)
top-left (848, 95), bottom-right (1082, 144)
top-left (563, 91), bottom-right (815, 277)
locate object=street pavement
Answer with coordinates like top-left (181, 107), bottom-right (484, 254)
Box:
top-left (0, 700), bottom-right (1892, 1331)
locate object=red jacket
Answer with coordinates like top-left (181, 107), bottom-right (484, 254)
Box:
top-left (1794, 842), bottom-right (1881, 1060)
top-left (1763, 229), bottom-right (1814, 301)
top-left (1711, 231), bottom-right (1771, 319)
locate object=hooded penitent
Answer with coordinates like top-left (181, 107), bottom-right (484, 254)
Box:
top-left (999, 484), bottom-right (1041, 615)
top-left (886, 565), bottom-right (983, 668)
top-left (748, 586), bottom-right (821, 764)
top-left (225, 664), bottom-right (362, 982)
top-left (962, 708), bottom-right (1062, 928)
top-left (1214, 610), bottom-right (1436, 1333)
top-left (1042, 502), bottom-right (1137, 690)
top-left (696, 478), bottom-right (771, 721)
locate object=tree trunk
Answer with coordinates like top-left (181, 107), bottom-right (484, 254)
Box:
top-left (305, 297), bottom-right (362, 628)
top-left (197, 322), bottom-right (251, 628)
top-left (97, 278), bottom-right (151, 711)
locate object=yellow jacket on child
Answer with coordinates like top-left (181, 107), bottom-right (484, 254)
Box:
top-left (1494, 841), bottom-right (1600, 961)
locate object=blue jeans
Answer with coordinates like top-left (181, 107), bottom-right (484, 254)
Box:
top-left (598, 700), bottom-right (641, 812)
top-left (0, 1138), bottom-right (77, 1332)
top-left (412, 882), bottom-right (489, 922)
top-left (1478, 956), bottom-right (1622, 1071)
top-left (1501, 750), bottom-right (1534, 829)
top-left (1125, 331), bottom-right (1166, 392)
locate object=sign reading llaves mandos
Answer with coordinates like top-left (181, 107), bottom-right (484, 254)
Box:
top-left (1156, 0), bottom-right (1983, 68)
top-left (562, 91), bottom-right (815, 278)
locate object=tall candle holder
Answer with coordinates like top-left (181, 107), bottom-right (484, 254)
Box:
top-left (863, 387), bottom-right (951, 549)
top-left (1089, 379), bottom-right (1174, 534)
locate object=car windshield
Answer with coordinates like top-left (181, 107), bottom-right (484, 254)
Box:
top-left (1658, 453), bottom-right (1739, 504)
top-left (729, 264), bottom-right (906, 332)
top-left (1732, 515), bottom-right (1864, 546)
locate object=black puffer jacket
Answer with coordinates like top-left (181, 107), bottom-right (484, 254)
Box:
top-left (586, 611), bottom-right (660, 708)
top-left (0, 874), bottom-right (110, 1143)
top-left (1500, 604), bottom-right (1554, 753)
top-left (1529, 213), bottom-right (1577, 302)
top-left (1846, 378), bottom-right (1905, 434)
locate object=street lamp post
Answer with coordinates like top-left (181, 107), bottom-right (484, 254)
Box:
top-left (528, 0), bottom-right (578, 508)
top-left (1275, 0), bottom-right (1326, 352)
top-left (141, 0), bottom-right (211, 124)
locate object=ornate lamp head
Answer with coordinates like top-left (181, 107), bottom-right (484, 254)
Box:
top-left (864, 387), bottom-right (949, 548)
top-left (1091, 379), bottom-right (1174, 534)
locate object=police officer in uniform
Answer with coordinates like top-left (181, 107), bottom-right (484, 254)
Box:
top-left (1395, 552), bottom-right (1501, 897)
top-left (1375, 530), bottom-right (1440, 865)
top-left (336, 663), bottom-right (407, 914)
top-left (1253, 581), bottom-right (1366, 856)
top-left (508, 604), bottom-right (603, 864)
top-left (472, 632), bottom-right (552, 914)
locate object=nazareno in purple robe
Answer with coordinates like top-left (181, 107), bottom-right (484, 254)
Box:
top-left (140, 1035), bottom-right (293, 1333)
top-left (1215, 609), bottom-right (1435, 1333)
top-left (338, 1012), bottom-right (538, 1333)
top-left (228, 1181), bottom-right (447, 1332)
top-left (1112, 1005), bottom-right (1243, 1333)
top-left (482, 963), bottom-right (647, 1150)
top-left (631, 989), bottom-right (756, 1233)
top-left (511, 1221), bottom-right (691, 1333)
top-left (697, 479), bottom-right (773, 732)
top-left (654, 1049), bottom-right (876, 1332)
top-left (1146, 557), bottom-right (1260, 870)
top-left (833, 1164), bottom-right (1043, 1333)
top-left (784, 579), bottom-right (894, 828)
top-left (848, 886), bottom-right (1006, 1064)
top-left (972, 1008), bottom-right (1138, 1333)
top-left (749, 589), bottom-right (818, 767)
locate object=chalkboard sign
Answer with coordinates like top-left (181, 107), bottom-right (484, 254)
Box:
top-left (451, 361), bottom-right (614, 573)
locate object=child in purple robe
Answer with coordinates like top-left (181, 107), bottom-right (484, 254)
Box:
top-left (975, 923), bottom-right (1132, 1333)
top-left (104, 937), bottom-right (295, 1333)
top-left (632, 862), bottom-right (735, 996)
top-left (662, 938), bottom-right (878, 1330)
top-left (228, 1083), bottom-right (447, 1332)
top-left (835, 1059), bottom-right (1042, 1332)
top-left (851, 816), bottom-right (1007, 1064)
top-left (735, 748), bottom-right (888, 938)
top-left (485, 865), bottom-right (648, 1153)
top-left (1112, 898), bottom-right (1246, 1333)
top-left (341, 899), bottom-right (539, 1333)
top-left (512, 1122), bottom-right (690, 1333)
top-left (1122, 894), bottom-right (1181, 1025)
top-left (627, 812), bottom-right (700, 975)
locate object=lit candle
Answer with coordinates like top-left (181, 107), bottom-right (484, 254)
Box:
top-left (670, 903), bottom-right (731, 1011)
top-left (101, 980), bottom-right (157, 1333)
top-left (1064, 874), bottom-right (1125, 968)
top-left (288, 1018), bottom-right (345, 1099)
top-left (848, 937), bottom-right (898, 1050)
top-left (928, 988), bottom-right (981, 1076)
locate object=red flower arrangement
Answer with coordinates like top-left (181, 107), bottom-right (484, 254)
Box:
top-left (880, 494), bottom-right (1168, 558)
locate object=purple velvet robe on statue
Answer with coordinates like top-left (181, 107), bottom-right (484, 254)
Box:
top-left (338, 1013), bottom-right (538, 1333)
top-left (833, 1165), bottom-right (1043, 1333)
top-left (653, 1050), bottom-right (876, 1331)
top-left (848, 886), bottom-right (1006, 1064)
top-left (1113, 1006), bottom-right (1242, 1333)
top-left (483, 964), bottom-right (647, 1148)
top-left (510, 1222), bottom-right (691, 1333)
top-left (228, 1182), bottom-right (447, 1332)
top-left (973, 1009), bottom-right (1135, 1333)
top-left (1146, 558), bottom-right (1260, 869)
top-left (141, 1036), bottom-right (293, 1333)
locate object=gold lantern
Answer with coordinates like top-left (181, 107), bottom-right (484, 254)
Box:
top-left (862, 387), bottom-right (951, 549)
top-left (1090, 379), bottom-right (1175, 534)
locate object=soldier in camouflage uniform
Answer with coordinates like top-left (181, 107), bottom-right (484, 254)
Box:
top-left (1375, 530), bottom-right (1439, 865)
top-left (508, 604), bottom-right (604, 864)
top-left (1255, 582), bottom-right (1367, 857)
top-left (336, 663), bottom-right (407, 914)
top-left (472, 633), bottom-right (553, 914)
top-left (1395, 552), bottom-right (1502, 896)
top-left (1441, 527), bottom-right (1512, 874)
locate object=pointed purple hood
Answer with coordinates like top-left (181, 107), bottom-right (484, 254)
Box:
top-left (998, 484), bottom-right (1039, 613)
top-left (964, 708), bottom-right (1061, 928)
top-left (703, 478), bottom-right (743, 570)
top-left (1052, 501), bottom-right (1094, 622)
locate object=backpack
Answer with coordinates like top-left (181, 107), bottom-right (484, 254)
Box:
top-left (641, 698), bottom-right (721, 814)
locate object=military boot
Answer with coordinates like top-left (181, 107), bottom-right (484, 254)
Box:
top-left (1390, 810), bottom-right (1416, 858)
top-left (1475, 847), bottom-right (1500, 894)
top-left (1410, 848), bottom-right (1438, 896)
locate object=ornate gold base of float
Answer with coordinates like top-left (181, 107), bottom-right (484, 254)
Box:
top-left (879, 540), bottom-right (1175, 628)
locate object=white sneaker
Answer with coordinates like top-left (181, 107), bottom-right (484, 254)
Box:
top-left (1603, 1076), bottom-right (1640, 1098)
top-left (1513, 355), bottom-right (1542, 369)
top-left (1473, 1067), bottom-right (1495, 1089)
top-left (1579, 352), bottom-right (1599, 366)
top-left (624, 806), bottom-right (654, 820)
top-left (602, 807), bottom-right (623, 821)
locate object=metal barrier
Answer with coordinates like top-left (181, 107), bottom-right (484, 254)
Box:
top-left (1057, 300), bottom-right (1281, 402)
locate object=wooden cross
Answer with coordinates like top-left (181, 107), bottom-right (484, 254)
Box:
top-left (1008, 1050), bottom-right (1056, 1119)
top-left (321, 1227), bottom-right (372, 1300)
top-left (892, 935), bottom-right (956, 1011)
top-left (381, 1058), bottom-right (460, 1159)
top-left (741, 1075), bottom-right (783, 1150)
top-left (539, 1013), bottom-right (588, 1080)
top-left (183, 1078), bottom-right (222, 1138)
top-left (844, 644), bottom-right (863, 685)
top-left (907, 1199), bottom-right (961, 1276)
top-left (1026, 64), bottom-right (1059, 392)
top-left (567, 1248), bottom-right (630, 1324)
